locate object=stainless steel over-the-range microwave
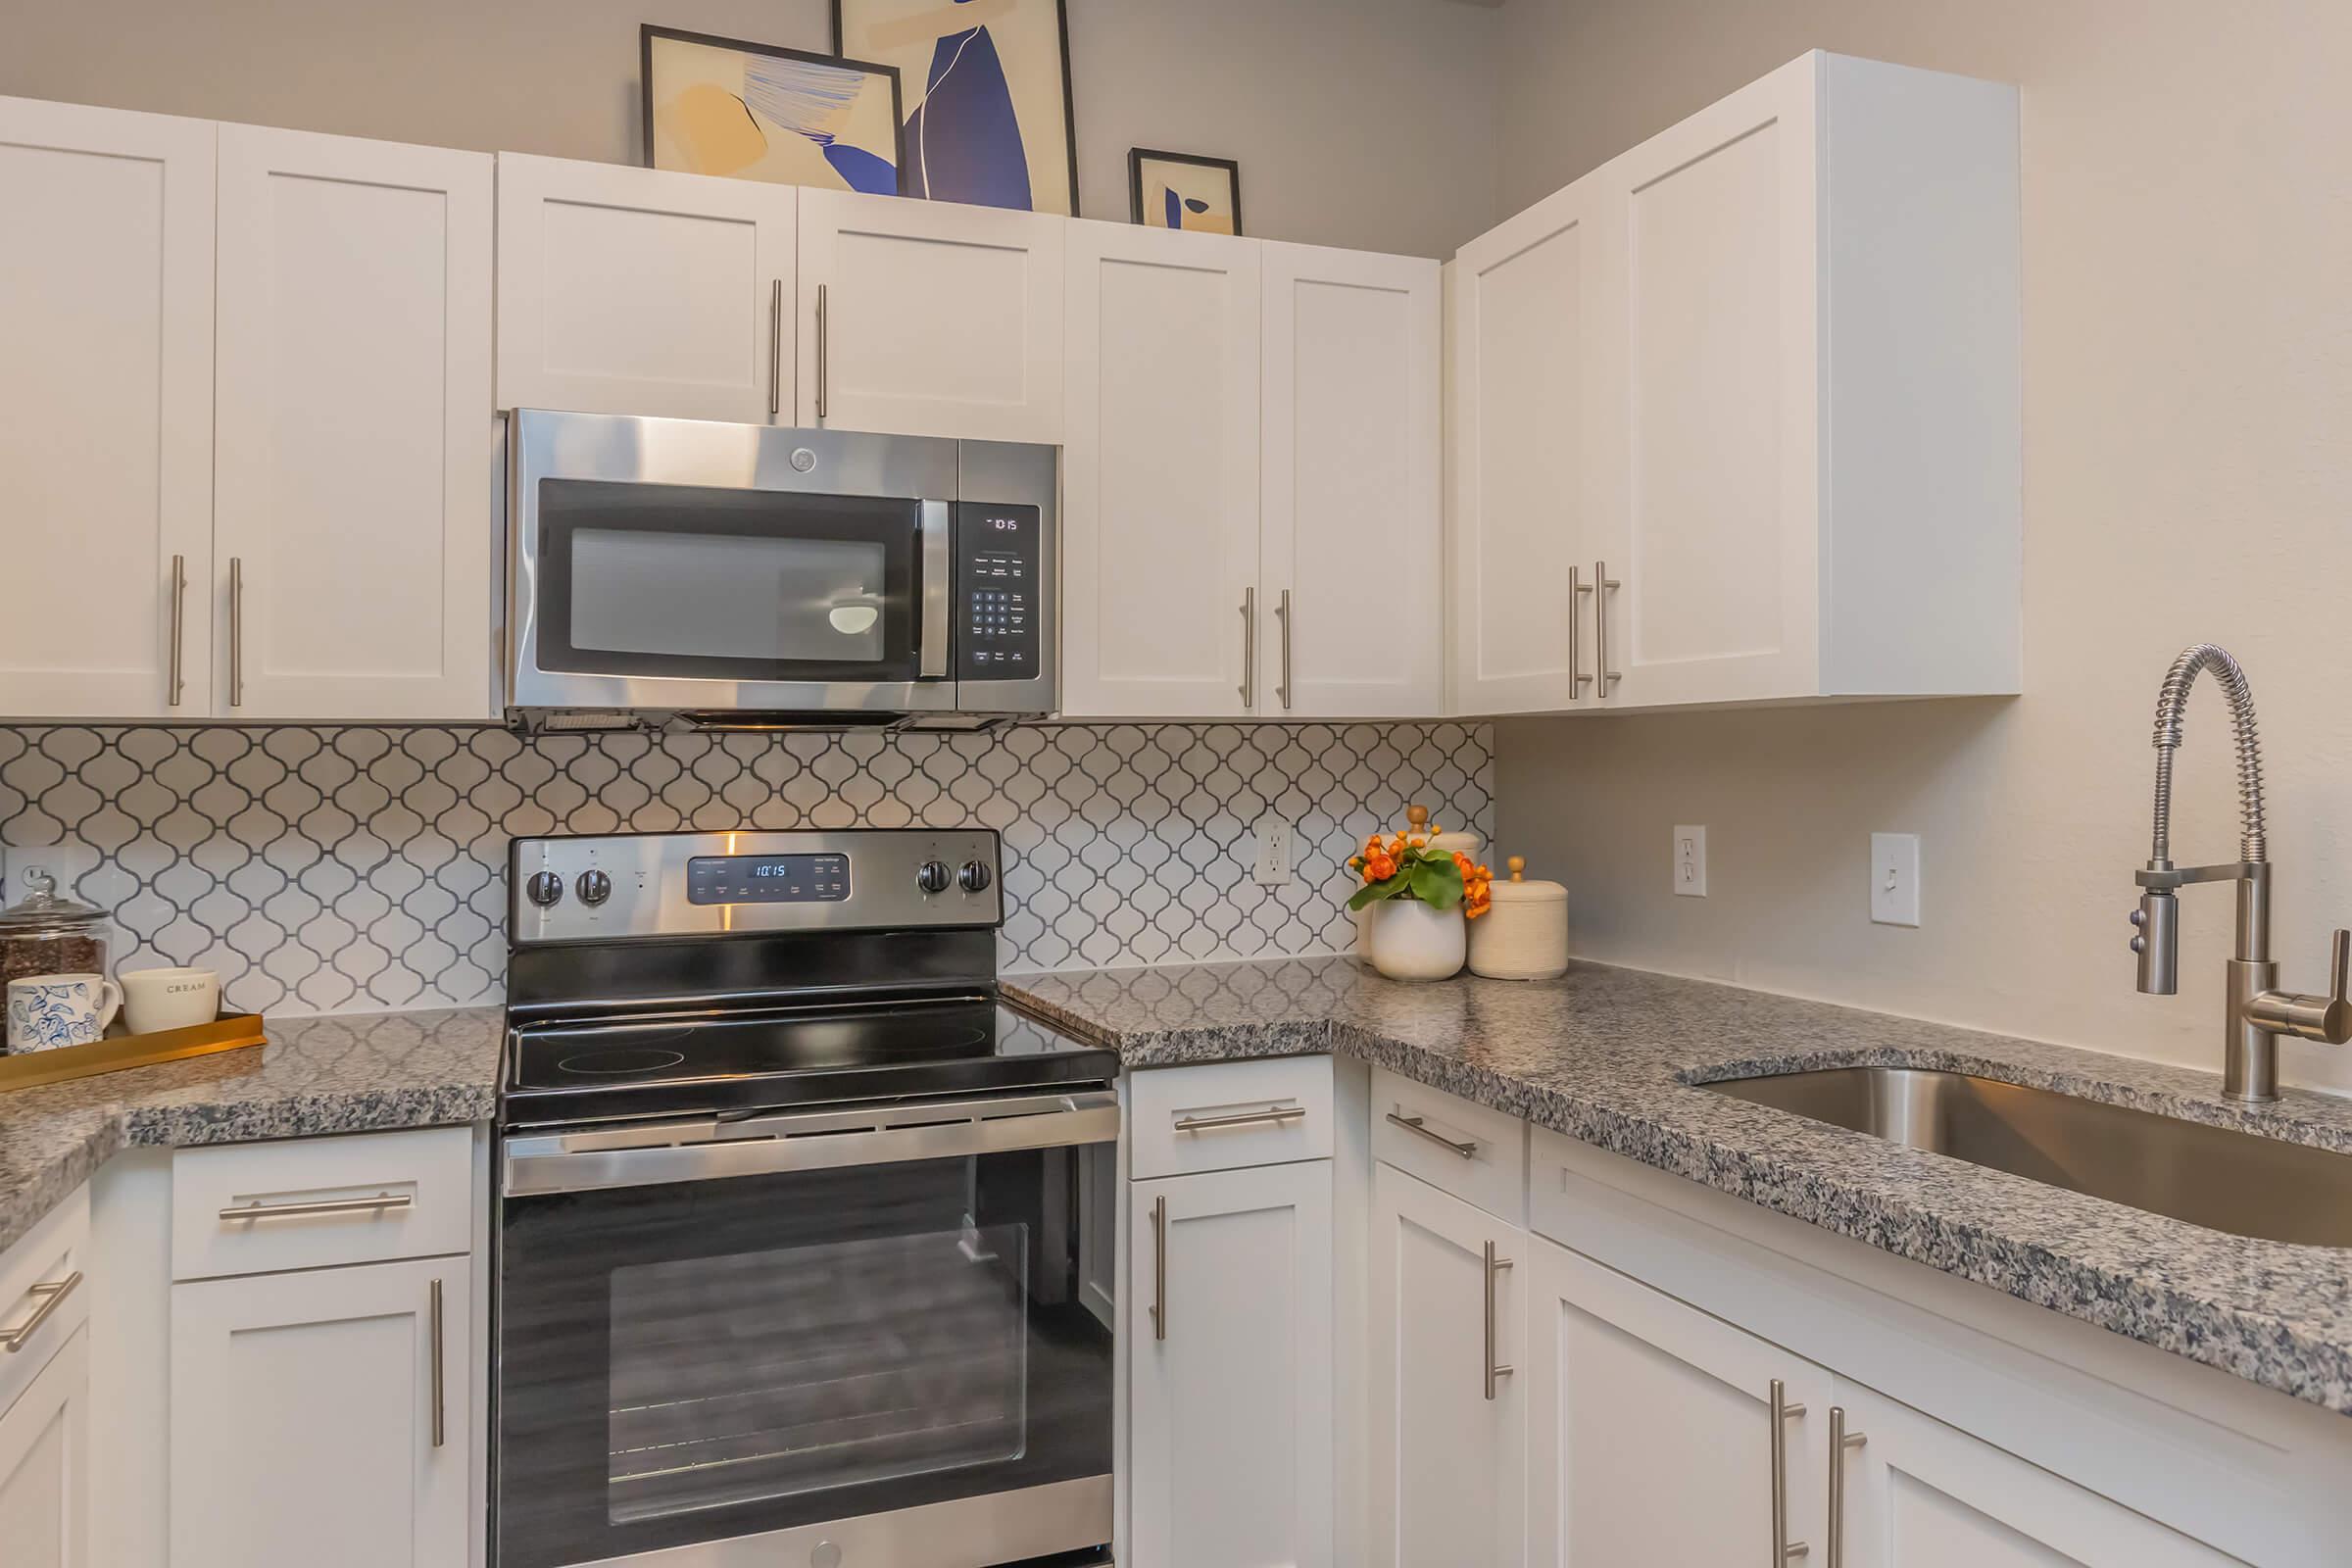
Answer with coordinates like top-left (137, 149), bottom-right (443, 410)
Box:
top-left (506, 410), bottom-right (1056, 722)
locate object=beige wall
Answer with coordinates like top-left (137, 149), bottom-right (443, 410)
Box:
top-left (0, 0), bottom-right (1499, 258)
top-left (1491, 1), bottom-right (2352, 1092)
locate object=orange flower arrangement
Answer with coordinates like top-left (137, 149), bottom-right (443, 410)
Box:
top-left (1347, 820), bottom-right (1493, 919)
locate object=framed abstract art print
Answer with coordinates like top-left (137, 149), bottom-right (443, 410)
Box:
top-left (643, 25), bottom-right (907, 195)
top-left (1129, 148), bottom-right (1241, 236)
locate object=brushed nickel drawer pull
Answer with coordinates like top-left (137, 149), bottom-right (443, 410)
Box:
top-left (167, 554), bottom-right (187, 708)
top-left (1, 1272), bottom-right (81, 1354)
top-left (1772, 1378), bottom-right (1810, 1561)
top-left (1386, 1111), bottom-right (1478, 1158)
top-left (1570, 565), bottom-right (1593, 691)
top-left (228, 556), bottom-right (245, 708)
top-left (429, 1277), bottom-right (447, 1448)
top-left (1239, 586), bottom-right (1256, 708)
top-left (1173, 1105), bottom-right (1305, 1133)
top-left (1482, 1240), bottom-right (1513, 1400)
top-left (767, 278), bottom-right (785, 418)
top-left (1149, 1194), bottom-right (1167, 1342)
top-left (1275, 588), bottom-right (1294, 710)
top-left (1827, 1405), bottom-right (1867, 1567)
top-left (1594, 560), bottom-right (1622, 692)
top-left (814, 281), bottom-right (829, 420)
top-left (219, 1192), bottom-right (415, 1223)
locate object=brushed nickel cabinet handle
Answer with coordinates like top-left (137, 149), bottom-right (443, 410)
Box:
top-left (1570, 565), bottom-right (1593, 691)
top-left (1385, 1111), bottom-right (1478, 1158)
top-left (1275, 588), bottom-right (1293, 710)
top-left (1773, 1378), bottom-right (1810, 1561)
top-left (814, 281), bottom-right (830, 420)
top-left (1149, 1194), bottom-right (1167, 1342)
top-left (228, 556), bottom-right (245, 708)
top-left (1, 1271), bottom-right (80, 1354)
top-left (219, 1192), bottom-right (415, 1223)
top-left (1239, 586), bottom-right (1256, 709)
top-left (767, 278), bottom-right (784, 418)
top-left (428, 1277), bottom-right (446, 1448)
top-left (1482, 1240), bottom-right (1513, 1400)
top-left (1828, 1405), bottom-right (1867, 1567)
top-left (1594, 560), bottom-right (1622, 692)
top-left (1174, 1105), bottom-right (1304, 1133)
top-left (168, 554), bottom-right (186, 708)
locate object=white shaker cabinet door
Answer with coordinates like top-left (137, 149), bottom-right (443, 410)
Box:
top-left (1833, 1379), bottom-right (2240, 1568)
top-left (1526, 1236), bottom-right (1835, 1567)
top-left (0, 1324), bottom-right (91, 1568)
top-left (1448, 172), bottom-right (1607, 716)
top-left (797, 189), bottom-right (1063, 442)
top-left (496, 153), bottom-right (795, 423)
top-left (1060, 220), bottom-right (1260, 718)
top-left (1260, 243), bottom-right (1443, 718)
top-left (170, 1256), bottom-right (472, 1568)
top-left (214, 124), bottom-right (495, 720)
top-left (0, 96), bottom-right (216, 718)
top-left (1126, 1161), bottom-right (1334, 1568)
top-left (1369, 1162), bottom-right (1525, 1568)
top-left (1591, 55), bottom-right (1822, 709)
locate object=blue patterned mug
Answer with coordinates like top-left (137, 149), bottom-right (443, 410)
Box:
top-left (6, 972), bottom-right (122, 1054)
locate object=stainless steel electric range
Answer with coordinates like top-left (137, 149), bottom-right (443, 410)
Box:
top-left (491, 829), bottom-right (1118, 1568)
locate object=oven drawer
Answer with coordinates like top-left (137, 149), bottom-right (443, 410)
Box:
top-left (172, 1126), bottom-right (474, 1281)
top-left (1128, 1056), bottom-right (1335, 1180)
top-left (1371, 1068), bottom-right (1528, 1225)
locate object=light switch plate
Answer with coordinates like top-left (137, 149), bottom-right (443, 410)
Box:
top-left (1673, 825), bottom-right (1707, 898)
top-left (1872, 832), bottom-right (1921, 927)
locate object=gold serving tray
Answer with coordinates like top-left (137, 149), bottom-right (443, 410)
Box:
top-left (0, 1014), bottom-right (267, 1093)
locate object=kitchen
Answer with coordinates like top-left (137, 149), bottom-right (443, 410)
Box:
top-left (2, 0), bottom-right (2349, 1565)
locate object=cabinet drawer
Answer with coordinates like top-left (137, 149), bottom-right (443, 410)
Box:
top-left (1371, 1070), bottom-right (1526, 1225)
top-left (172, 1125), bottom-right (473, 1281)
top-left (1129, 1056), bottom-right (1334, 1180)
top-left (0, 1184), bottom-right (91, 1417)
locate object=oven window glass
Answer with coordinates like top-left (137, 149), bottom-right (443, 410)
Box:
top-left (534, 479), bottom-right (923, 683)
top-left (606, 1222), bottom-right (1029, 1523)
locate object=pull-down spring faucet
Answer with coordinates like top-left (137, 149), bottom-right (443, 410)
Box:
top-left (2132, 643), bottom-right (2352, 1101)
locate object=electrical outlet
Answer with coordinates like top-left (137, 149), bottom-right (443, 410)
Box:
top-left (1672, 825), bottom-right (1707, 898)
top-left (1, 841), bottom-right (102, 902)
top-left (1871, 832), bottom-right (1921, 927)
top-left (1252, 817), bottom-right (1294, 887)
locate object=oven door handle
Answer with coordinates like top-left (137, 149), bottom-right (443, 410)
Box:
top-left (919, 499), bottom-right (953, 681)
top-left (503, 1096), bottom-right (1117, 1197)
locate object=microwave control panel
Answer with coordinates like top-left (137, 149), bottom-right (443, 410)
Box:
top-left (954, 502), bottom-right (1041, 682)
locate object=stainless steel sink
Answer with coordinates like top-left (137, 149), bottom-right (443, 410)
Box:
top-left (1698, 1066), bottom-right (2352, 1248)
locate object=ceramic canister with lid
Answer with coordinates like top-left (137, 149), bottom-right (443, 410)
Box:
top-left (1468, 857), bottom-right (1569, 980)
top-left (1355, 806), bottom-right (1483, 960)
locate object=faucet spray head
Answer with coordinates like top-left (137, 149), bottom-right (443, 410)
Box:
top-left (2132, 886), bottom-right (2180, 994)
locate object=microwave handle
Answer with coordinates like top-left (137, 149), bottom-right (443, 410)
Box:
top-left (919, 500), bottom-right (953, 680)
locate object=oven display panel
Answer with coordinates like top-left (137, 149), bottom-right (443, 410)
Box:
top-left (685, 854), bottom-right (850, 905)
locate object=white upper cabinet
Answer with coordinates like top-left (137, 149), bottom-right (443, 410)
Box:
top-left (797, 190), bottom-right (1063, 442)
top-left (1449, 173), bottom-right (1607, 715)
top-left (1451, 52), bottom-right (2022, 715)
top-left (496, 153), bottom-right (795, 423)
top-left (1260, 243), bottom-right (1444, 717)
top-left (214, 125), bottom-right (494, 721)
top-left (0, 96), bottom-right (216, 718)
top-left (1060, 221), bottom-right (1261, 718)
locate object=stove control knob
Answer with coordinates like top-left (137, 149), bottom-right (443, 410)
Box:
top-left (958, 860), bottom-right (994, 895)
top-left (576, 869), bottom-right (612, 906)
top-left (525, 870), bottom-right (564, 907)
top-left (916, 859), bottom-right (954, 895)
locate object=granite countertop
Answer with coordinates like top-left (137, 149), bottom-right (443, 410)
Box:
top-left (0, 1006), bottom-right (502, 1254)
top-left (1004, 956), bottom-right (2352, 1416)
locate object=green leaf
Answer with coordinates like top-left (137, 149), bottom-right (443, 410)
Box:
top-left (1408, 858), bottom-right (1465, 909)
top-left (1347, 871), bottom-right (1413, 910)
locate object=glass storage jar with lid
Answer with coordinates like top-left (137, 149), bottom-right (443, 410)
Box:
top-left (0, 866), bottom-right (116, 987)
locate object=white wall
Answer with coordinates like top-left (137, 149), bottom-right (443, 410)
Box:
top-left (0, 0), bottom-right (1500, 258)
top-left (1491, 1), bottom-right (2352, 1093)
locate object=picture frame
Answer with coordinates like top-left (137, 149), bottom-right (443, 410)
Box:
top-left (1129, 148), bottom-right (1243, 236)
top-left (642, 24), bottom-right (908, 196)
top-left (833, 0), bottom-right (1081, 216)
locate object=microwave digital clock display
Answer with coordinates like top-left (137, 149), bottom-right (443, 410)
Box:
top-left (685, 854), bottom-right (850, 905)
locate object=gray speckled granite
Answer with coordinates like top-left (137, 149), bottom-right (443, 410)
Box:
top-left (1004, 956), bottom-right (2352, 1415)
top-left (0, 1006), bottom-right (501, 1253)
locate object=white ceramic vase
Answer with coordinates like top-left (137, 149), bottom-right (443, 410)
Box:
top-left (1364, 898), bottom-right (1466, 982)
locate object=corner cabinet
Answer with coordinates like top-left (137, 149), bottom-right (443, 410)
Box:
top-left (1449, 51), bottom-right (2022, 716)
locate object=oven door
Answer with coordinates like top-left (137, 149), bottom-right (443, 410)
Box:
top-left (509, 412), bottom-right (958, 713)
top-left (495, 1093), bottom-right (1116, 1568)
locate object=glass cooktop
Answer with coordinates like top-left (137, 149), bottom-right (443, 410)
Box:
top-left (502, 996), bottom-right (1117, 1125)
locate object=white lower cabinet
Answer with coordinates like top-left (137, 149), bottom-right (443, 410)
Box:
top-left (1369, 1161), bottom-right (1524, 1568)
top-left (170, 1254), bottom-right (471, 1568)
top-left (0, 1324), bottom-right (90, 1568)
top-left (1127, 1159), bottom-right (1333, 1568)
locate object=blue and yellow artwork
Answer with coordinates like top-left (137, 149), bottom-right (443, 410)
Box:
top-left (644, 28), bottom-right (906, 196)
top-left (1130, 149), bottom-right (1242, 236)
top-left (835, 0), bottom-right (1079, 216)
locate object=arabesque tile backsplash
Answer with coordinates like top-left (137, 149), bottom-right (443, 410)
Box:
top-left (0, 723), bottom-right (1493, 1017)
